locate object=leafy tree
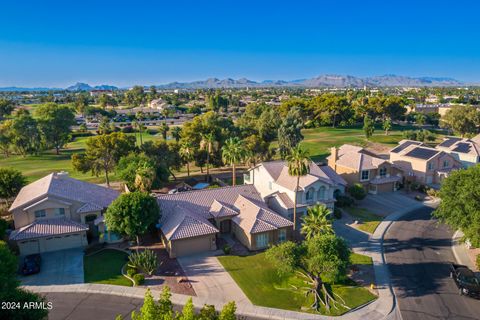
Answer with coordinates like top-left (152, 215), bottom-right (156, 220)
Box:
top-left (0, 168), bottom-right (26, 206)
top-left (159, 122), bottom-right (169, 140)
top-left (414, 113), bottom-right (427, 126)
top-left (311, 94), bottom-right (354, 127)
top-left (125, 86), bottom-right (146, 107)
top-left (10, 109), bottom-right (41, 156)
top-left (141, 140), bottom-right (182, 181)
top-left (0, 240), bottom-right (18, 293)
top-left (179, 141), bottom-right (195, 177)
top-left (219, 301), bottom-right (237, 320)
top-left (434, 165), bottom-right (480, 247)
top-left (0, 98), bottom-right (14, 118)
top-left (178, 298), bottom-right (195, 320)
top-left (381, 96), bottom-right (406, 120)
top-left (278, 107), bottom-right (304, 159)
top-left (131, 289), bottom-right (158, 320)
top-left (72, 132), bottom-right (135, 186)
top-left (222, 137), bottom-right (247, 186)
top-left (171, 126), bottom-right (182, 142)
top-left (105, 191), bottom-right (160, 245)
top-left (117, 153), bottom-right (160, 191)
top-left (75, 93), bottom-right (89, 117)
top-left (134, 162), bottom-right (156, 192)
top-left (0, 121), bottom-right (12, 157)
top-left (35, 103), bottom-right (76, 155)
top-left (363, 115), bottom-right (375, 139)
top-left (442, 105), bottom-right (480, 137)
top-left (349, 183), bottom-right (366, 200)
top-left (301, 205), bottom-right (334, 239)
top-left (383, 117), bottom-right (392, 135)
top-left (286, 146), bottom-right (311, 233)
top-left (98, 94), bottom-right (118, 109)
top-left (266, 234), bottom-right (351, 312)
top-left (198, 305), bottom-right (218, 320)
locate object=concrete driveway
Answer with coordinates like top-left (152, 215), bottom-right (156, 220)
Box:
top-left (357, 192), bottom-right (421, 216)
top-left (21, 248), bottom-right (84, 286)
top-left (177, 254), bottom-right (251, 305)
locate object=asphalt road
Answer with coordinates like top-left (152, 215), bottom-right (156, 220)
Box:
top-left (385, 207), bottom-right (480, 320)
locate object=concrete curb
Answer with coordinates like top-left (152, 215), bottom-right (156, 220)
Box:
top-left (451, 230), bottom-right (477, 271)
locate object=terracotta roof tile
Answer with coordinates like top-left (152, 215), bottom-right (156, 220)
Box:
top-left (9, 218), bottom-right (88, 241)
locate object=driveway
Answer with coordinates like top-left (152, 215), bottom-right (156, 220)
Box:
top-left (357, 192), bottom-right (421, 216)
top-left (177, 254), bottom-right (251, 305)
top-left (21, 248), bottom-right (84, 286)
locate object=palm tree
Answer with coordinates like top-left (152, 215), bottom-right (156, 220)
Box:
top-left (134, 163), bottom-right (156, 192)
top-left (222, 137), bottom-right (247, 186)
top-left (200, 133), bottom-right (218, 182)
top-left (171, 126), bottom-right (182, 142)
top-left (245, 150), bottom-right (259, 184)
top-left (179, 141), bottom-right (194, 177)
top-left (159, 123), bottom-right (169, 140)
top-left (301, 204), bottom-right (334, 240)
top-left (135, 112), bottom-right (145, 146)
top-left (286, 146), bottom-right (311, 235)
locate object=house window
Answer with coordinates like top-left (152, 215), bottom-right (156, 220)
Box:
top-left (54, 208), bottom-right (65, 216)
top-left (318, 186), bottom-right (326, 200)
top-left (278, 229), bottom-right (287, 243)
top-left (256, 233), bottom-right (269, 249)
top-left (34, 209), bottom-right (46, 218)
top-left (427, 162), bottom-right (434, 170)
top-left (306, 188), bottom-right (314, 201)
top-left (443, 160), bottom-right (449, 168)
top-left (361, 170), bottom-right (370, 181)
top-left (379, 167), bottom-right (387, 177)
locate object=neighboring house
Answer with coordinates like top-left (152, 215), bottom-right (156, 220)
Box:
top-left (9, 172), bottom-right (120, 255)
top-left (156, 185), bottom-right (293, 258)
top-left (149, 98), bottom-right (175, 112)
top-left (389, 140), bottom-right (462, 185)
top-left (244, 161), bottom-right (346, 225)
top-left (327, 145), bottom-right (403, 194)
top-left (435, 134), bottom-right (480, 167)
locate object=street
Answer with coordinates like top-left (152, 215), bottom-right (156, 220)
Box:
top-left (385, 207), bottom-right (480, 320)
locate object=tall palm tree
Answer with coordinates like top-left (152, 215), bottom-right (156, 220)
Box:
top-left (134, 163), bottom-right (156, 192)
top-left (179, 141), bottom-right (194, 177)
top-left (286, 146), bottom-right (311, 235)
top-left (135, 111), bottom-right (144, 146)
top-left (245, 150), bottom-right (259, 184)
top-left (200, 133), bottom-right (218, 182)
top-left (171, 126), bottom-right (182, 142)
top-left (222, 137), bottom-right (247, 186)
top-left (301, 204), bottom-right (334, 240)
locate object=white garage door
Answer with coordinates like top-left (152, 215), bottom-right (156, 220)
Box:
top-left (19, 239), bottom-right (40, 255)
top-left (44, 233), bottom-right (83, 252)
top-left (173, 236), bottom-right (214, 257)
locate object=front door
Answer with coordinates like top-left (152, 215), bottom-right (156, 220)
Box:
top-left (219, 220), bottom-right (231, 234)
top-left (85, 214), bottom-right (99, 242)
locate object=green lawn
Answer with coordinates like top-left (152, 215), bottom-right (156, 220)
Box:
top-left (218, 252), bottom-right (376, 316)
top-left (345, 207), bottom-right (383, 234)
top-left (84, 249), bottom-right (132, 286)
top-left (350, 252), bottom-right (373, 265)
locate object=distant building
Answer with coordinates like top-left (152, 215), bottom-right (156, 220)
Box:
top-left (435, 134), bottom-right (480, 167)
top-left (149, 98), bottom-right (175, 112)
top-left (90, 90), bottom-right (113, 97)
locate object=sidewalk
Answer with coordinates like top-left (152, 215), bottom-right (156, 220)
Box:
top-left (452, 230), bottom-right (479, 273)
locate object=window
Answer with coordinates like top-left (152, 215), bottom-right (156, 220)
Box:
top-left (54, 208), bottom-right (65, 216)
top-left (278, 229), bottom-right (287, 243)
top-left (379, 167), bottom-right (387, 177)
top-left (34, 209), bottom-right (46, 218)
top-left (427, 162), bottom-right (434, 170)
top-left (443, 160), bottom-right (449, 168)
top-left (361, 170), bottom-right (370, 181)
top-left (318, 186), bottom-right (326, 200)
top-left (256, 233), bottom-right (269, 249)
top-left (306, 188), bottom-right (314, 201)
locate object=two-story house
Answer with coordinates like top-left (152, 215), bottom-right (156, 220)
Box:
top-left (9, 172), bottom-right (120, 255)
top-left (244, 160), bottom-right (346, 226)
top-left (435, 134), bottom-right (480, 168)
top-left (327, 145), bottom-right (403, 194)
top-left (389, 140), bottom-right (462, 185)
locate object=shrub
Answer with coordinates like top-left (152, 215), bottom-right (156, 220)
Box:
top-left (349, 183), bottom-right (367, 200)
top-left (127, 267), bottom-right (137, 278)
top-left (133, 273), bottom-right (145, 285)
top-left (426, 188), bottom-right (438, 198)
top-left (128, 250), bottom-right (158, 276)
top-left (335, 195), bottom-right (354, 208)
top-left (333, 208), bottom-right (342, 219)
top-left (223, 245), bottom-right (231, 255)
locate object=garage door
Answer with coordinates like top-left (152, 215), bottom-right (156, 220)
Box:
top-left (44, 233), bottom-right (83, 252)
top-left (173, 236), bottom-right (214, 257)
top-left (19, 239), bottom-right (40, 255)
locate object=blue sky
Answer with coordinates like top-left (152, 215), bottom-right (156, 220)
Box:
top-left (0, 0), bottom-right (479, 87)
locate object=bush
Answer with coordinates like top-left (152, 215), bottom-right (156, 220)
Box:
top-left (426, 188), bottom-right (438, 198)
top-left (476, 255), bottom-right (480, 270)
top-left (223, 245), bottom-right (232, 255)
top-left (128, 250), bottom-right (158, 276)
top-left (133, 273), bottom-right (145, 285)
top-left (349, 183), bottom-right (367, 200)
top-left (333, 208), bottom-right (342, 219)
top-left (127, 267), bottom-right (137, 278)
top-left (335, 195), bottom-right (354, 208)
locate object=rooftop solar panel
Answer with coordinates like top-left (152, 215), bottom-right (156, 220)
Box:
top-left (452, 142), bottom-right (471, 153)
top-left (405, 147), bottom-right (438, 160)
top-left (438, 137), bottom-right (461, 148)
top-left (391, 141), bottom-right (422, 153)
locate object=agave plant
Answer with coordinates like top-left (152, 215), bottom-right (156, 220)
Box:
top-left (128, 249), bottom-right (158, 276)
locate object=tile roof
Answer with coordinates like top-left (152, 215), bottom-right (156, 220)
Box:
top-left (161, 205), bottom-right (218, 241)
top-left (9, 218), bottom-right (88, 241)
top-left (209, 200), bottom-right (239, 218)
top-left (10, 172), bottom-right (120, 212)
top-left (332, 144), bottom-right (387, 171)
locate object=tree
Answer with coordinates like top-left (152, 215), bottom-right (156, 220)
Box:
top-left (433, 165), bottom-right (480, 247)
top-left (134, 162), bottom-right (156, 192)
top-left (301, 205), bottom-right (334, 239)
top-left (311, 94), bottom-right (354, 127)
top-left (72, 132), bottom-right (135, 186)
top-left (171, 126), bottom-right (182, 142)
top-left (131, 289), bottom-right (158, 320)
top-left (158, 286), bottom-right (174, 320)
top-left (349, 183), bottom-right (366, 200)
top-left (381, 96), bottom-right (406, 120)
top-left (442, 105), bottom-right (480, 137)
top-left (0, 121), bottom-right (13, 157)
top-left (10, 109), bottom-right (41, 156)
top-left (222, 137), bottom-right (246, 186)
top-left (363, 114), bottom-right (375, 139)
top-left (98, 94), bottom-right (118, 109)
top-left (178, 298), bottom-right (195, 320)
top-left (124, 86), bottom-right (145, 107)
top-left (159, 122), bottom-right (169, 140)
top-left (278, 107), bottom-right (304, 159)
top-left (286, 146), bottom-right (311, 233)
top-left (117, 154), bottom-right (160, 191)
top-left (383, 117), bottom-right (392, 135)
top-left (198, 305), bottom-right (218, 320)
top-left (35, 103), bottom-right (76, 155)
top-left (135, 112), bottom-right (145, 146)
top-left (414, 113), bottom-right (427, 126)
top-left (219, 302), bottom-right (237, 320)
top-left (104, 191), bottom-right (160, 245)
top-left (0, 168), bottom-right (26, 206)
top-left (75, 93), bottom-right (89, 117)
top-left (0, 99), bottom-right (14, 118)
top-left (200, 133), bottom-right (218, 181)
top-left (179, 141), bottom-right (195, 177)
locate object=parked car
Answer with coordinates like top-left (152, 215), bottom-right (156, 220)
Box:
top-left (450, 263), bottom-right (480, 298)
top-left (22, 254), bottom-right (41, 275)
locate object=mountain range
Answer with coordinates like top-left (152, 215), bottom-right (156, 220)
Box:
top-left (0, 75), bottom-right (470, 92)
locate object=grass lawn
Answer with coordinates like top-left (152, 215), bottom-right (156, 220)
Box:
top-left (218, 252), bottom-right (376, 316)
top-left (345, 207), bottom-right (383, 234)
top-left (84, 249), bottom-right (132, 286)
top-left (350, 252), bottom-right (373, 265)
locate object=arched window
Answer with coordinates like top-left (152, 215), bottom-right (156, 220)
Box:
top-left (318, 186), bottom-right (326, 200)
top-left (306, 188), bottom-right (314, 201)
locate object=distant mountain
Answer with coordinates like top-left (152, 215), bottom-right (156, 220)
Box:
top-left (0, 86), bottom-right (62, 92)
top-left (93, 84), bottom-right (118, 91)
top-left (66, 83), bottom-right (118, 91)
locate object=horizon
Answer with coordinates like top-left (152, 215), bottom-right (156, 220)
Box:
top-left (1, 0), bottom-right (479, 87)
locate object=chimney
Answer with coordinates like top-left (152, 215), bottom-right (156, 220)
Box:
top-left (328, 147), bottom-right (338, 170)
